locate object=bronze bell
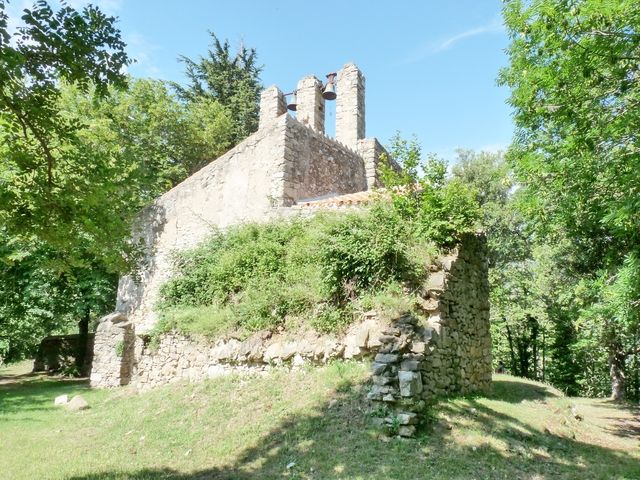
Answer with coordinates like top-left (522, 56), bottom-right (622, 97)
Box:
top-left (323, 72), bottom-right (337, 100)
top-left (287, 91), bottom-right (297, 111)
top-left (322, 82), bottom-right (336, 100)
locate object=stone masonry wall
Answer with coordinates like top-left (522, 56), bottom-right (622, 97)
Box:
top-left (92, 235), bottom-right (491, 436)
top-left (282, 115), bottom-right (368, 204)
top-left (90, 313), bottom-right (135, 388)
top-left (129, 312), bottom-right (384, 391)
top-left (367, 233), bottom-right (491, 436)
top-left (115, 114), bottom-right (370, 334)
top-left (115, 116), bottom-right (290, 334)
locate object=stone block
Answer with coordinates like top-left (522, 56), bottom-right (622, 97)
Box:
top-left (398, 371), bottom-right (423, 397)
top-left (375, 353), bottom-right (399, 364)
top-left (398, 425), bottom-right (416, 437)
top-left (396, 412), bottom-right (418, 425)
top-left (400, 360), bottom-right (421, 371)
top-left (371, 362), bottom-right (387, 375)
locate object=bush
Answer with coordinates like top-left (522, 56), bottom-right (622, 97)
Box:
top-left (157, 135), bottom-right (480, 339)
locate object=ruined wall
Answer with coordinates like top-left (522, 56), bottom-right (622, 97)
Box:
top-left (129, 313), bottom-right (384, 390)
top-left (90, 313), bottom-right (135, 388)
top-left (93, 236), bottom-right (491, 437)
top-left (368, 233), bottom-right (492, 436)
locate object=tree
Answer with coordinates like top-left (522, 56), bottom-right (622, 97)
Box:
top-left (0, 0), bottom-right (132, 269)
top-left (499, 0), bottom-right (640, 400)
top-left (172, 32), bottom-right (262, 144)
top-left (0, 77), bottom-right (236, 367)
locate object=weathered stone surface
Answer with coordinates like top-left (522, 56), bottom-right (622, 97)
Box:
top-left (400, 360), bottom-right (420, 371)
top-left (54, 394), bottom-right (68, 406)
top-left (399, 371), bottom-right (423, 397)
top-left (371, 362), bottom-right (387, 375)
top-left (398, 425), bottom-right (416, 437)
top-left (66, 395), bottom-right (89, 411)
top-left (397, 413), bottom-right (418, 425)
top-left (375, 353), bottom-right (399, 364)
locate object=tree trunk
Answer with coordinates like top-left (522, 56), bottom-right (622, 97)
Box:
top-left (76, 310), bottom-right (90, 376)
top-left (529, 316), bottom-right (539, 380)
top-left (609, 348), bottom-right (626, 402)
top-left (505, 322), bottom-right (517, 375)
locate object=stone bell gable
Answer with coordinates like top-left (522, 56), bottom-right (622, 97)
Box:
top-left (110, 63), bottom-right (390, 339)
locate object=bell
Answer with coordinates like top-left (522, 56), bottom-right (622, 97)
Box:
top-left (322, 82), bottom-right (336, 100)
top-left (287, 92), bottom-right (297, 111)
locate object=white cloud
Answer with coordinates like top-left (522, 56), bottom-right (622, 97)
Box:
top-left (402, 18), bottom-right (504, 64)
top-left (125, 32), bottom-right (164, 79)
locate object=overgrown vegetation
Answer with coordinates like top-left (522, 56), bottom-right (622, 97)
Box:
top-left (157, 137), bottom-right (479, 338)
top-left (499, 0), bottom-right (640, 401)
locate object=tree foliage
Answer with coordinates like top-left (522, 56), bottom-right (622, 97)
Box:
top-left (499, 0), bottom-right (640, 400)
top-left (172, 32), bottom-right (262, 144)
top-left (0, 0), bottom-right (131, 269)
top-left (0, 4), bottom-right (241, 365)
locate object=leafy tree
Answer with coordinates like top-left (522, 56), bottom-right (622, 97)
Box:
top-left (381, 134), bottom-right (481, 247)
top-left (499, 0), bottom-right (640, 400)
top-left (0, 77), bottom-right (236, 366)
top-left (0, 0), bottom-right (131, 268)
top-left (0, 231), bottom-right (116, 367)
top-left (0, 4), bottom-right (238, 367)
top-left (172, 32), bottom-right (262, 144)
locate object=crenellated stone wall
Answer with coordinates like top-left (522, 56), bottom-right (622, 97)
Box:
top-left (281, 116), bottom-right (368, 204)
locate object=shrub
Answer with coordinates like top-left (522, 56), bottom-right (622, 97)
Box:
top-left (156, 135), bottom-right (480, 338)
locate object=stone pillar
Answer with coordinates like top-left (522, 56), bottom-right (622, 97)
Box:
top-left (357, 138), bottom-right (387, 189)
top-left (259, 85), bottom-right (286, 130)
top-left (336, 63), bottom-right (365, 149)
top-left (296, 76), bottom-right (325, 133)
top-left (89, 312), bottom-right (135, 388)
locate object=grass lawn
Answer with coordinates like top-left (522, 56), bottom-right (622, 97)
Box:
top-left (0, 360), bottom-right (638, 480)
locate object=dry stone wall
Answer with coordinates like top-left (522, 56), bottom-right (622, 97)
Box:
top-left (368, 233), bottom-right (491, 436)
top-left (90, 313), bottom-right (135, 388)
top-left (128, 312), bottom-right (384, 391)
top-left (91, 235), bottom-right (491, 436)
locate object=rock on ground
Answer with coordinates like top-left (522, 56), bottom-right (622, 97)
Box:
top-left (66, 395), bottom-right (89, 411)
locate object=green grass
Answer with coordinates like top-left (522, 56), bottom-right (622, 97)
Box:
top-left (0, 364), bottom-right (639, 480)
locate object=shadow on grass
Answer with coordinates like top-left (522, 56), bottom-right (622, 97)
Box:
top-left (57, 378), bottom-right (639, 480)
top-left (599, 400), bottom-right (640, 440)
top-left (0, 376), bottom-right (90, 416)
top-left (1, 370), bottom-right (638, 479)
top-left (488, 375), bottom-right (560, 403)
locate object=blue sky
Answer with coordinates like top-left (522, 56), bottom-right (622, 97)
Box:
top-left (10, 0), bottom-right (513, 162)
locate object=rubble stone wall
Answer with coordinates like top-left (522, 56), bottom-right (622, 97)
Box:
top-left (282, 116), bottom-right (368, 204)
top-left (367, 233), bottom-right (491, 436)
top-left (91, 235), bottom-right (491, 436)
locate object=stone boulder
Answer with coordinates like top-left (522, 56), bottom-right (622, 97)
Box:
top-left (66, 395), bottom-right (90, 411)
